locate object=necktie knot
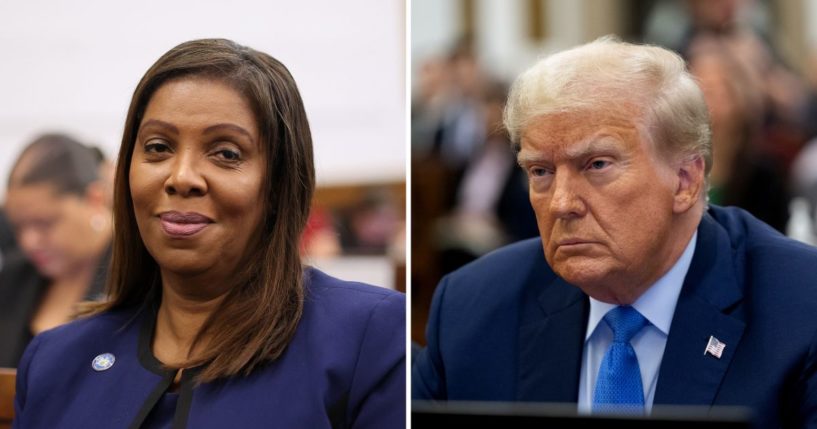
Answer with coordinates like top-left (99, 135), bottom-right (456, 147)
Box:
top-left (603, 306), bottom-right (647, 344)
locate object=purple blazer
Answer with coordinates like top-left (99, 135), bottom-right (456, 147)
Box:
top-left (14, 268), bottom-right (405, 428)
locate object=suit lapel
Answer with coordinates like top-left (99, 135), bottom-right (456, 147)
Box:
top-left (654, 213), bottom-right (745, 405)
top-left (517, 276), bottom-right (588, 402)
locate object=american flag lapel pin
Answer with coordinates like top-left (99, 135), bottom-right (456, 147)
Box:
top-left (704, 335), bottom-right (726, 359)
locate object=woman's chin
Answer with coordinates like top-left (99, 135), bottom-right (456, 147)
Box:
top-left (33, 259), bottom-right (67, 280)
top-left (151, 253), bottom-right (215, 278)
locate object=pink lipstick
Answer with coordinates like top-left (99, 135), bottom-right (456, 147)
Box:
top-left (159, 211), bottom-right (212, 237)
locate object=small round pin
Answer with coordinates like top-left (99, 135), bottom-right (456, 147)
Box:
top-left (92, 353), bottom-right (116, 371)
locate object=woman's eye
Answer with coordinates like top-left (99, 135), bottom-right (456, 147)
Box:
top-left (216, 149), bottom-right (241, 161)
top-left (34, 218), bottom-right (58, 230)
top-left (145, 142), bottom-right (170, 153)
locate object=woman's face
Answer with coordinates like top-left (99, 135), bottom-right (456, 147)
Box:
top-left (130, 77), bottom-right (265, 284)
top-left (5, 183), bottom-right (103, 279)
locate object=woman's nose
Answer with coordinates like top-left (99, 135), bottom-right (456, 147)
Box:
top-left (164, 150), bottom-right (207, 197)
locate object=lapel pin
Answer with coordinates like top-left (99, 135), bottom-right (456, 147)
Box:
top-left (704, 335), bottom-right (725, 359)
top-left (92, 353), bottom-right (116, 371)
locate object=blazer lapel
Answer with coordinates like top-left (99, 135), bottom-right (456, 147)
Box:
top-left (517, 276), bottom-right (588, 402)
top-left (654, 213), bottom-right (745, 406)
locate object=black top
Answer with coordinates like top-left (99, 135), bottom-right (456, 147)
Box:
top-left (141, 392), bottom-right (179, 429)
top-left (0, 244), bottom-right (109, 367)
top-left (129, 304), bottom-right (198, 429)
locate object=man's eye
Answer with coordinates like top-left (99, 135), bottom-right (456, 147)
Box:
top-left (530, 167), bottom-right (548, 177)
top-left (589, 160), bottom-right (610, 170)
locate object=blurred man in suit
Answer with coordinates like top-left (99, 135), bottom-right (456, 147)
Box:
top-left (413, 37), bottom-right (817, 428)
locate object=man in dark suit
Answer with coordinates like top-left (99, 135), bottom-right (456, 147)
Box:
top-left (412, 37), bottom-right (817, 428)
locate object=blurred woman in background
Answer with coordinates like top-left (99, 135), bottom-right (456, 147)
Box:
top-left (0, 134), bottom-right (112, 367)
top-left (687, 35), bottom-right (790, 231)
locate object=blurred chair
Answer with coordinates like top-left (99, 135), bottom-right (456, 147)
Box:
top-left (0, 367), bottom-right (15, 429)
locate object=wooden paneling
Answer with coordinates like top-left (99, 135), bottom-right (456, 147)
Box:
top-left (527, 0), bottom-right (548, 41)
top-left (461, 0), bottom-right (477, 38)
top-left (313, 181), bottom-right (405, 214)
top-left (0, 368), bottom-right (15, 429)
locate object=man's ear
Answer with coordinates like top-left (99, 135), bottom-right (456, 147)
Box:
top-left (673, 155), bottom-right (705, 214)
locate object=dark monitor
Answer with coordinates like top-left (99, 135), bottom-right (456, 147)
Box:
top-left (412, 401), bottom-right (754, 428)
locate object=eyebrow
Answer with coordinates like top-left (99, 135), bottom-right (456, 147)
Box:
top-left (517, 136), bottom-right (622, 165)
top-left (203, 123), bottom-right (255, 143)
top-left (138, 120), bottom-right (254, 143)
top-left (138, 119), bottom-right (179, 135)
top-left (564, 138), bottom-right (621, 159)
top-left (517, 151), bottom-right (548, 166)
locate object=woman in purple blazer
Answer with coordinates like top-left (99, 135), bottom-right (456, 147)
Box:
top-left (13, 39), bottom-right (405, 429)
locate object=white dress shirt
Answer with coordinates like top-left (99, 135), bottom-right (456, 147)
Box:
top-left (577, 232), bottom-right (697, 414)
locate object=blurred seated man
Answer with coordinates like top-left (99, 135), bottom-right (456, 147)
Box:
top-left (434, 81), bottom-right (539, 272)
top-left (0, 134), bottom-right (112, 367)
top-left (413, 37), bottom-right (817, 428)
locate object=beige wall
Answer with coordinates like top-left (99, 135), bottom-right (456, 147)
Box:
top-left (0, 0), bottom-right (406, 201)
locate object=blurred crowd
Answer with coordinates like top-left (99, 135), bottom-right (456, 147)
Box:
top-left (304, 187), bottom-right (405, 260)
top-left (411, 0), bottom-right (817, 341)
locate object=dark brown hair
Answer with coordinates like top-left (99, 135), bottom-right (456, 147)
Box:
top-left (87, 38), bottom-right (315, 382)
top-left (8, 133), bottom-right (103, 196)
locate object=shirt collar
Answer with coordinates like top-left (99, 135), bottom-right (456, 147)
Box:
top-left (585, 231), bottom-right (697, 340)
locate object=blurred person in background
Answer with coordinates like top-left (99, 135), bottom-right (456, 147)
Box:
top-left (0, 134), bottom-right (112, 367)
top-left (412, 40), bottom-right (537, 252)
top-left (646, 0), bottom-right (815, 170)
top-left (0, 209), bottom-right (43, 364)
top-left (0, 209), bottom-right (16, 255)
top-left (648, 0), bottom-right (817, 235)
top-left (0, 209), bottom-right (20, 271)
top-left (680, 0), bottom-right (815, 165)
top-left (434, 81), bottom-right (538, 272)
top-left (412, 37), bottom-right (487, 170)
top-left (789, 140), bottom-right (817, 245)
top-left (340, 189), bottom-right (403, 255)
top-left (300, 205), bottom-right (342, 258)
top-left (782, 45), bottom-right (817, 244)
top-left (411, 37), bottom-right (538, 344)
top-left (687, 35), bottom-right (790, 231)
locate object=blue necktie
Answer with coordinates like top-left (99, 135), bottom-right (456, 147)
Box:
top-left (592, 306), bottom-right (648, 414)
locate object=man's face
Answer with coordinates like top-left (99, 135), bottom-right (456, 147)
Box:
top-left (518, 109), bottom-right (682, 304)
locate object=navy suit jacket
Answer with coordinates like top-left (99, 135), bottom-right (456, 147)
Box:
top-left (15, 268), bottom-right (405, 429)
top-left (413, 206), bottom-right (817, 428)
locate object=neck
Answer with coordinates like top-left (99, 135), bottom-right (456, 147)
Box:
top-left (52, 253), bottom-right (99, 289)
top-left (153, 272), bottom-right (229, 366)
top-left (54, 225), bottom-right (111, 284)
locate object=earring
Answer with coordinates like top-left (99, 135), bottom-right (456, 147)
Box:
top-left (90, 214), bottom-right (107, 232)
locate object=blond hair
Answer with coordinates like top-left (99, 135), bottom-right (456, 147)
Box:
top-left (504, 36), bottom-right (712, 175)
